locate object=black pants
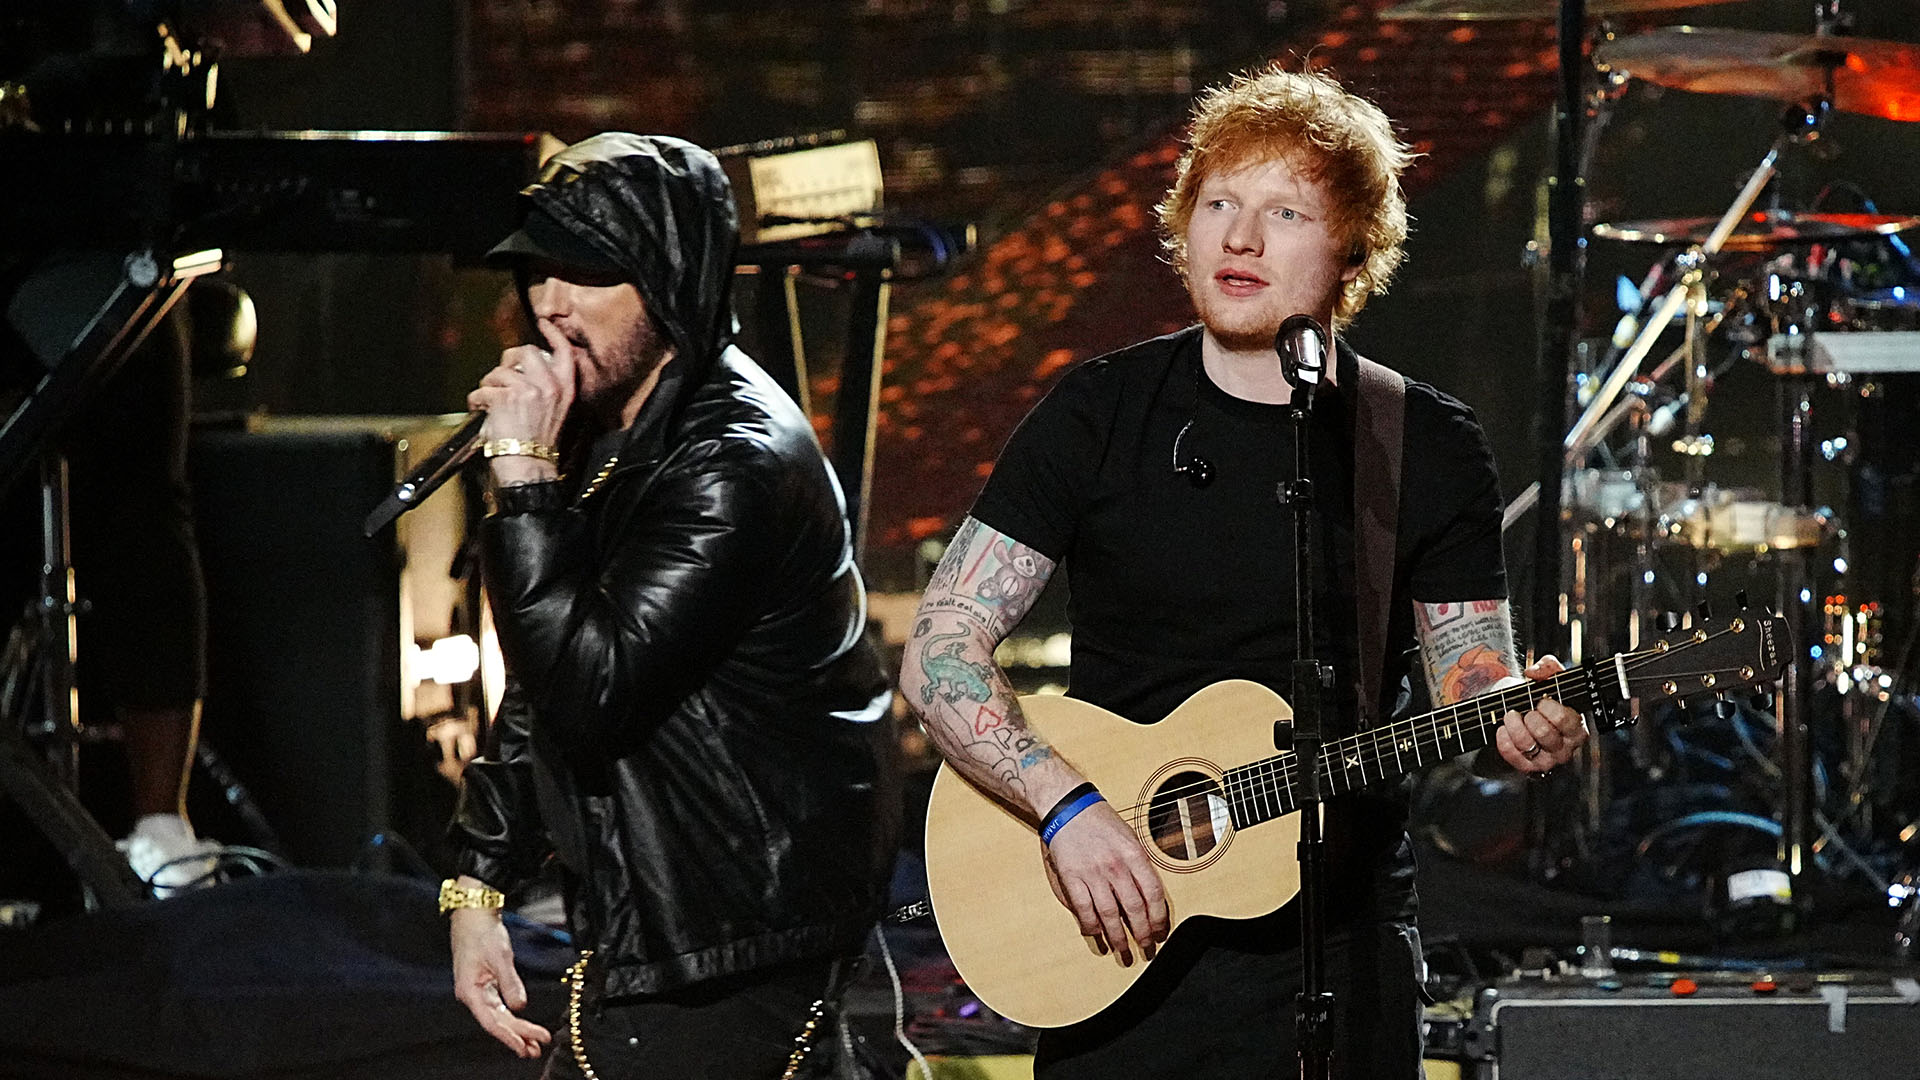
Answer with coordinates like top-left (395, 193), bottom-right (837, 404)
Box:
top-left (1034, 915), bottom-right (1428, 1080)
top-left (544, 957), bottom-right (845, 1080)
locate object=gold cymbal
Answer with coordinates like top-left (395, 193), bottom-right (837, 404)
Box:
top-left (1591, 211), bottom-right (1920, 250)
top-left (1596, 26), bottom-right (1920, 122)
top-left (1379, 0), bottom-right (1740, 21)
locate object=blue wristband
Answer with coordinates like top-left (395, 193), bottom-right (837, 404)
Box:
top-left (1040, 789), bottom-right (1106, 844)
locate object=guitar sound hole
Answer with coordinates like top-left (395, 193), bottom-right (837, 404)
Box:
top-left (1145, 770), bottom-right (1229, 862)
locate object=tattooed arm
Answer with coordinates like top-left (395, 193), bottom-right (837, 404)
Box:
top-left (1414, 598), bottom-right (1522, 706)
top-left (1414, 598), bottom-right (1587, 775)
top-left (899, 517), bottom-right (1072, 808)
top-left (901, 516), bottom-right (1168, 964)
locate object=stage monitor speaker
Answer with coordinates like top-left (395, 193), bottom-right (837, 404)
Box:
top-left (189, 416), bottom-right (463, 869)
top-left (1465, 976), bottom-right (1920, 1079)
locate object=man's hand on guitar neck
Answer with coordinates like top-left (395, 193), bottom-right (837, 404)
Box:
top-left (1490, 655), bottom-right (1587, 774)
top-left (1040, 797), bottom-right (1171, 965)
top-left (1414, 599), bottom-right (1588, 776)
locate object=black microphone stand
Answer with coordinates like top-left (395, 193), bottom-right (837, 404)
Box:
top-left (1277, 315), bottom-right (1333, 1080)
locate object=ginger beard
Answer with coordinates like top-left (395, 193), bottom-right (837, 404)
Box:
top-left (1179, 154), bottom-right (1360, 354)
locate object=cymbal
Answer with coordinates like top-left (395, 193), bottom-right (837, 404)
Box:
top-left (1596, 26), bottom-right (1920, 122)
top-left (1591, 211), bottom-right (1920, 251)
top-left (1379, 0), bottom-right (1740, 20)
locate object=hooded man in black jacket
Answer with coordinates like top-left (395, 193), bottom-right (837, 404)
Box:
top-left (442, 133), bottom-right (899, 1078)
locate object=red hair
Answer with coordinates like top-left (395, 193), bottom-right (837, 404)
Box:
top-left (1156, 64), bottom-right (1414, 328)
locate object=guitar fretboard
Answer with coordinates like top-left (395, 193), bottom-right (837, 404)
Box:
top-left (1223, 670), bottom-right (1600, 828)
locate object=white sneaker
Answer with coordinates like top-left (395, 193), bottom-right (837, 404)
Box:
top-left (118, 814), bottom-right (223, 897)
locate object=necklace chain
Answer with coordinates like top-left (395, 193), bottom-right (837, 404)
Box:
top-left (564, 949), bottom-right (828, 1078)
top-left (577, 453), bottom-right (620, 502)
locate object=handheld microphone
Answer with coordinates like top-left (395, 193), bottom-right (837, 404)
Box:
top-left (1275, 313), bottom-right (1327, 393)
top-left (361, 410), bottom-right (488, 537)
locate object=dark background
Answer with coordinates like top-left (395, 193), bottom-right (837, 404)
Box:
top-left (199, 0), bottom-right (1920, 599)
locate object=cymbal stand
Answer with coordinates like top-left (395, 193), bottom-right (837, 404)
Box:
top-left (1503, 134), bottom-right (1787, 530)
top-left (32, 453), bottom-right (80, 785)
top-left (1763, 98), bottom-right (1839, 919)
top-left (1528, 0), bottom-right (1626, 653)
top-left (1770, 94), bottom-right (1834, 902)
top-left (1625, 391), bottom-right (1667, 770)
top-left (1674, 257), bottom-right (1714, 493)
top-left (1564, 139), bottom-right (1782, 464)
top-left (1776, 369), bottom-right (1818, 914)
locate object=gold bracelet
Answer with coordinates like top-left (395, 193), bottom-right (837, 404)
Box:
top-left (481, 438), bottom-right (559, 463)
top-left (438, 878), bottom-right (506, 914)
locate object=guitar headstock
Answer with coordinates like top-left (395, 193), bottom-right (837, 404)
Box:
top-left (1620, 603), bottom-right (1790, 709)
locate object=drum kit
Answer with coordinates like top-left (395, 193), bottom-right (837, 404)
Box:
top-left (1386, 0), bottom-right (1920, 940)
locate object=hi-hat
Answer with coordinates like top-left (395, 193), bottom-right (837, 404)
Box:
top-left (1591, 210), bottom-right (1920, 251)
top-left (1379, 0), bottom-right (1740, 21)
top-left (1596, 26), bottom-right (1920, 122)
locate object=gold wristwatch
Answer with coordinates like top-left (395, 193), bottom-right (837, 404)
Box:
top-left (481, 438), bottom-right (559, 463)
top-left (438, 878), bottom-right (506, 915)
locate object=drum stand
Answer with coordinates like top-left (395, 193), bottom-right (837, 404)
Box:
top-left (1545, 102), bottom-right (1850, 908)
top-left (1831, 591), bottom-right (1918, 844)
top-left (1775, 372), bottom-right (1819, 907)
top-left (0, 454), bottom-right (148, 907)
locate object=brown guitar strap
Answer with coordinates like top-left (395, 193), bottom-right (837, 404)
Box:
top-left (1353, 355), bottom-right (1406, 728)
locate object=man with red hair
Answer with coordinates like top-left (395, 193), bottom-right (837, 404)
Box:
top-left (903, 65), bottom-right (1587, 1076)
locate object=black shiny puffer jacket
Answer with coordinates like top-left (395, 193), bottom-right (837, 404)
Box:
top-left (449, 134), bottom-right (898, 997)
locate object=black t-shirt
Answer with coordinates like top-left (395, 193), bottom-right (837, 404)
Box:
top-left (970, 325), bottom-right (1507, 920)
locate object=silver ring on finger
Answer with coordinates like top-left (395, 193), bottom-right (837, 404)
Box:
top-left (1521, 742), bottom-right (1543, 759)
top-left (512, 362), bottom-right (526, 373)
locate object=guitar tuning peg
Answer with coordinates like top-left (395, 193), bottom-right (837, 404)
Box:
top-left (1750, 690), bottom-right (1774, 712)
top-left (1734, 590), bottom-right (1750, 609)
top-left (1696, 600), bottom-right (1714, 622)
top-left (1658, 611), bottom-right (1681, 633)
top-left (1714, 695), bottom-right (1736, 719)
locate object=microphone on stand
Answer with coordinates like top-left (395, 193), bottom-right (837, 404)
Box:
top-left (361, 410), bottom-right (488, 537)
top-left (1275, 313), bottom-right (1327, 402)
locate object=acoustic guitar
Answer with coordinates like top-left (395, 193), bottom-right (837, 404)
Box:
top-left (923, 607), bottom-right (1789, 1028)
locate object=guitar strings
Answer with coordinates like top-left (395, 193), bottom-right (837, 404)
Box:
top-left (1106, 627), bottom-right (1760, 834)
top-left (1173, 635), bottom-right (1741, 823)
top-left (1120, 628), bottom-right (1754, 836)
top-left (1118, 671), bottom-right (1591, 836)
top-left (1115, 668), bottom-right (1593, 824)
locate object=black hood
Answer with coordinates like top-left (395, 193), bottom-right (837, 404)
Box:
top-left (500, 133), bottom-right (741, 457)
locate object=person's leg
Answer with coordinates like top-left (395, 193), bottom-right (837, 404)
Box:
top-left (1332, 920), bottom-right (1428, 1079)
top-left (1035, 916), bottom-right (1314, 1080)
top-left (123, 701), bottom-right (199, 820)
top-left (1035, 914), bottom-right (1427, 1080)
top-left (544, 957), bottom-right (844, 1080)
top-left (67, 311), bottom-right (215, 893)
